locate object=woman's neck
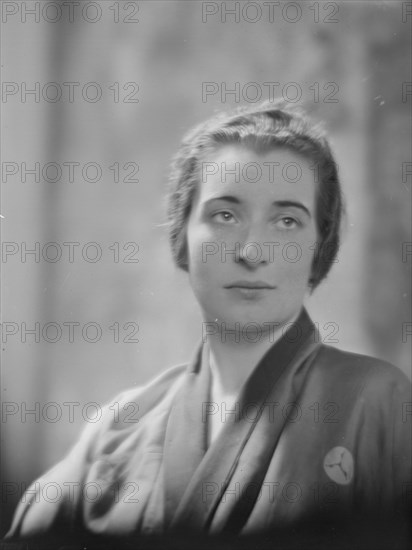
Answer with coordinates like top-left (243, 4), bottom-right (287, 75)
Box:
top-left (207, 312), bottom-right (300, 397)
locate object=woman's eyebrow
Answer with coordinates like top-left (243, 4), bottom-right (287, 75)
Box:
top-left (202, 197), bottom-right (311, 217)
top-left (203, 195), bottom-right (241, 206)
top-left (274, 200), bottom-right (311, 218)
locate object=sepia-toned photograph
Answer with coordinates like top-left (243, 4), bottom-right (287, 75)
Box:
top-left (1, 1), bottom-right (411, 548)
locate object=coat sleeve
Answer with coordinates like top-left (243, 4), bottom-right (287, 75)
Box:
top-left (389, 368), bottom-right (411, 518)
top-left (5, 395), bottom-right (124, 539)
top-left (358, 361), bottom-right (411, 520)
top-left (5, 365), bottom-right (186, 539)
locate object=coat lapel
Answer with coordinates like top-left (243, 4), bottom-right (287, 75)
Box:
top-left (165, 308), bottom-right (320, 534)
top-left (163, 344), bottom-right (210, 527)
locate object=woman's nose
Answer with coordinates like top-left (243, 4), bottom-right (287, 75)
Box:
top-left (237, 224), bottom-right (273, 266)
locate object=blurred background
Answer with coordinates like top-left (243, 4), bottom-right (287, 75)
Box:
top-left (1, 0), bottom-right (411, 536)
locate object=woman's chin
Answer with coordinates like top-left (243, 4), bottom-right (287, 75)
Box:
top-left (202, 310), bottom-right (286, 331)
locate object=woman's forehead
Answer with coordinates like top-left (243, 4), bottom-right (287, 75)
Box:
top-left (197, 144), bottom-right (317, 204)
top-left (201, 143), bottom-right (313, 168)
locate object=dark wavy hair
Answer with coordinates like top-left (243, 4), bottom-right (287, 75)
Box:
top-left (167, 100), bottom-right (342, 289)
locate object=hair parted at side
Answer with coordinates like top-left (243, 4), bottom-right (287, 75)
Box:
top-left (167, 99), bottom-right (343, 289)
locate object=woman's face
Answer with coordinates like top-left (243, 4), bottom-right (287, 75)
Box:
top-left (186, 145), bottom-right (318, 330)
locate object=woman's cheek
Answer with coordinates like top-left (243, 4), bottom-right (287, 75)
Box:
top-left (192, 226), bottom-right (233, 265)
top-left (187, 223), bottom-right (209, 261)
top-left (274, 236), bottom-right (316, 281)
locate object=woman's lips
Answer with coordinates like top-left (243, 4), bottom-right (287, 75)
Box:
top-left (225, 281), bottom-right (276, 289)
top-left (225, 282), bottom-right (276, 299)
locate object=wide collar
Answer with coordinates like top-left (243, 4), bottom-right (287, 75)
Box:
top-left (163, 308), bottom-right (320, 533)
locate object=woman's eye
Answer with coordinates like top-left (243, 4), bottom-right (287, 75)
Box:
top-left (212, 211), bottom-right (235, 223)
top-left (276, 216), bottom-right (299, 229)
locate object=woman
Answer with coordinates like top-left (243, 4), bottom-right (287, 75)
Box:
top-left (7, 101), bottom-right (411, 543)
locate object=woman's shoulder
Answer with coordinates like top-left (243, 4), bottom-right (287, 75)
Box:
top-left (312, 343), bottom-right (410, 395)
top-left (105, 362), bottom-right (189, 424)
top-left (115, 362), bottom-right (188, 402)
top-left (72, 362), bottom-right (190, 458)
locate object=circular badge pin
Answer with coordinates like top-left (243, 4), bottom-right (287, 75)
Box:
top-left (323, 446), bottom-right (354, 485)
